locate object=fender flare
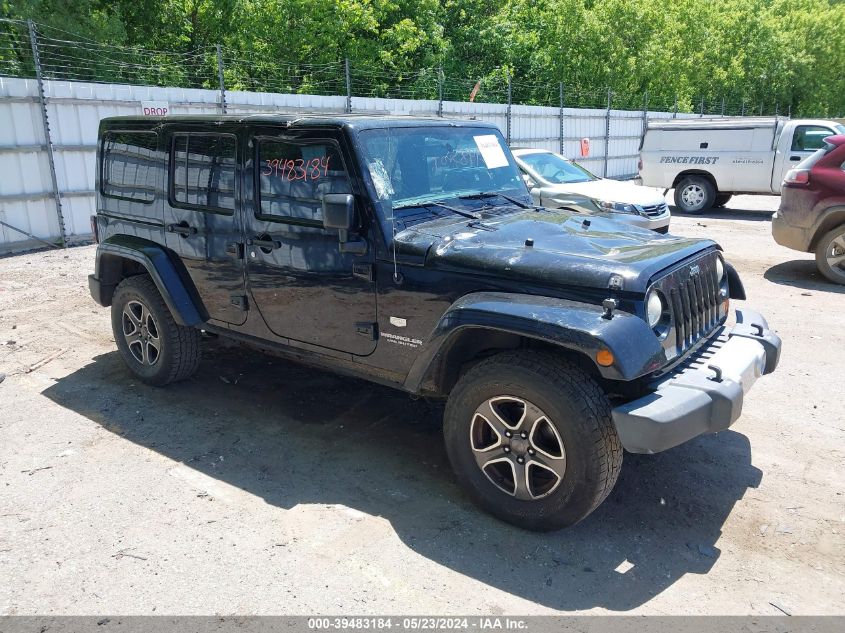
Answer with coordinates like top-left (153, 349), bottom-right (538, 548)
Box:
top-left (403, 291), bottom-right (666, 393)
top-left (92, 235), bottom-right (206, 326)
top-left (809, 205), bottom-right (845, 251)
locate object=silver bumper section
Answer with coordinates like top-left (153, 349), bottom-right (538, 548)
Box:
top-left (612, 309), bottom-right (781, 454)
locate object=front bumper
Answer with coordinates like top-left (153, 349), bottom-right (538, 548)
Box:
top-left (611, 309), bottom-right (781, 454)
top-left (623, 211), bottom-right (671, 233)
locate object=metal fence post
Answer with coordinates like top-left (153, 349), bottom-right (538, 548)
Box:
top-left (216, 44), bottom-right (226, 114)
top-left (721, 97), bottom-right (726, 116)
top-left (672, 93), bottom-right (678, 119)
top-left (437, 66), bottom-right (443, 117)
top-left (558, 82), bottom-right (565, 154)
top-left (506, 70), bottom-right (512, 145)
top-left (775, 101), bottom-right (779, 117)
top-left (345, 58), bottom-right (352, 113)
top-left (700, 97), bottom-right (704, 117)
top-left (759, 100), bottom-right (764, 116)
top-left (639, 90), bottom-right (648, 153)
top-left (28, 19), bottom-right (66, 248)
top-left (603, 88), bottom-right (612, 177)
top-left (741, 99), bottom-right (746, 117)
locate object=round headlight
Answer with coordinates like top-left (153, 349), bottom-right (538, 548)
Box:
top-left (646, 290), bottom-right (665, 329)
top-left (716, 257), bottom-right (725, 281)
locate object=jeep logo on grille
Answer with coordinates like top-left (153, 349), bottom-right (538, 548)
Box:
top-left (689, 264), bottom-right (701, 275)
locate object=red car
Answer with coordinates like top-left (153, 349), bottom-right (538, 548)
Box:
top-left (772, 134), bottom-right (845, 284)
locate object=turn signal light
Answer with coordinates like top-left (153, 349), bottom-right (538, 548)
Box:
top-left (596, 349), bottom-right (615, 367)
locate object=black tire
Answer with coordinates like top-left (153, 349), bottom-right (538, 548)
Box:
top-left (674, 176), bottom-right (716, 214)
top-left (714, 193), bottom-right (732, 208)
top-left (443, 351), bottom-right (622, 531)
top-left (111, 275), bottom-right (201, 386)
top-left (814, 224), bottom-right (845, 285)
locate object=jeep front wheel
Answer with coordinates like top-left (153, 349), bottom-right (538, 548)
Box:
top-left (111, 275), bottom-right (201, 386)
top-left (443, 351), bottom-right (622, 531)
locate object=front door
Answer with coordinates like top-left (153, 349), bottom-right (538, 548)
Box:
top-left (243, 126), bottom-right (377, 356)
top-left (163, 126), bottom-right (246, 325)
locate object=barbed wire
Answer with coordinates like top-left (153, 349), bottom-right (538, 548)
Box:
top-left (0, 17), bottom-right (812, 116)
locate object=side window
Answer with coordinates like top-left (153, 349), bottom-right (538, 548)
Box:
top-left (257, 140), bottom-right (350, 223)
top-left (791, 126), bottom-right (834, 152)
top-left (171, 133), bottom-right (236, 212)
top-left (101, 131), bottom-right (159, 202)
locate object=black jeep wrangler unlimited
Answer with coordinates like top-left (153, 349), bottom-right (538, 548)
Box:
top-left (89, 114), bottom-right (781, 531)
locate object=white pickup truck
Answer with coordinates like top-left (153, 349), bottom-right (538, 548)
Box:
top-left (638, 117), bottom-right (845, 213)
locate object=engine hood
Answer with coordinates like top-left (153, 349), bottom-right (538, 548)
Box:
top-left (394, 208), bottom-right (714, 294)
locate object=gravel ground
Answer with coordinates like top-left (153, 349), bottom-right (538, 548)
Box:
top-left (0, 194), bottom-right (843, 615)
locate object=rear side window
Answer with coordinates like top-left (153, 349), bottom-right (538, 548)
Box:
top-left (171, 133), bottom-right (237, 212)
top-left (101, 132), bottom-right (159, 202)
top-left (257, 140), bottom-right (350, 223)
top-left (791, 126), bottom-right (835, 152)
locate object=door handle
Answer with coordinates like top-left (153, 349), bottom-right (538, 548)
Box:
top-left (790, 156), bottom-right (801, 161)
top-left (167, 223), bottom-right (197, 236)
top-left (248, 236), bottom-right (281, 250)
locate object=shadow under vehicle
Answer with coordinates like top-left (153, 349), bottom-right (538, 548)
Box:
top-left (44, 346), bottom-right (762, 611)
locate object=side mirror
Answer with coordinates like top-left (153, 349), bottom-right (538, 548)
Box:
top-left (322, 193), bottom-right (367, 255)
top-left (322, 193), bottom-right (355, 232)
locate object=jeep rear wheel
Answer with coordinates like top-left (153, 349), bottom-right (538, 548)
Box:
top-left (674, 176), bottom-right (715, 214)
top-left (815, 225), bottom-right (845, 285)
top-left (111, 275), bottom-right (201, 386)
top-left (443, 351), bottom-right (622, 531)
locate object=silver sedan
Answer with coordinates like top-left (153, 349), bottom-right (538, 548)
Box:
top-left (513, 148), bottom-right (671, 233)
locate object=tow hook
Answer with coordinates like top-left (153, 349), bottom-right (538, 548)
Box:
top-left (602, 298), bottom-right (617, 320)
top-left (707, 364), bottom-right (723, 383)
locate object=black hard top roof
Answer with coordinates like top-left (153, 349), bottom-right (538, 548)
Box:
top-left (100, 113), bottom-right (500, 131)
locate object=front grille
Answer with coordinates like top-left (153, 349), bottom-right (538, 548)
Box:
top-left (641, 202), bottom-right (669, 217)
top-left (650, 252), bottom-right (724, 357)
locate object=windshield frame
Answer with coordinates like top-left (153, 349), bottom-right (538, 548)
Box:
top-left (515, 151), bottom-right (598, 186)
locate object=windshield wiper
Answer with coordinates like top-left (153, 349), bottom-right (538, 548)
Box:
top-left (393, 199), bottom-right (481, 220)
top-left (457, 191), bottom-right (532, 209)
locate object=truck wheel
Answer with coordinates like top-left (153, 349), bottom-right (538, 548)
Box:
top-left (674, 176), bottom-right (715, 214)
top-left (443, 351), bottom-right (622, 531)
top-left (815, 225), bottom-right (845, 285)
top-left (714, 193), bottom-right (732, 208)
top-left (111, 275), bottom-right (201, 386)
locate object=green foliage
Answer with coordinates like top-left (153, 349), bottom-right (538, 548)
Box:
top-left (1, 0), bottom-right (843, 115)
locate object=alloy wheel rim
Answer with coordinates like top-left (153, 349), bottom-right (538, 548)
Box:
top-left (470, 396), bottom-right (566, 500)
top-left (122, 300), bottom-right (161, 366)
top-left (826, 233), bottom-right (845, 274)
top-left (681, 184), bottom-right (706, 210)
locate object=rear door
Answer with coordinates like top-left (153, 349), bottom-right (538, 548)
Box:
top-left (773, 124), bottom-right (838, 193)
top-left (242, 125), bottom-right (378, 356)
top-left (162, 125), bottom-right (247, 325)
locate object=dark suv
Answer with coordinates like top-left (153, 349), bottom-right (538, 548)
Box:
top-left (89, 115), bottom-right (781, 531)
top-left (772, 134), bottom-right (845, 285)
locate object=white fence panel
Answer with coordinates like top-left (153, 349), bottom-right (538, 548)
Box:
top-left (0, 75), bottom-right (718, 252)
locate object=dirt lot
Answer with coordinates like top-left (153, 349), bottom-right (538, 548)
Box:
top-left (1, 195), bottom-right (843, 615)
